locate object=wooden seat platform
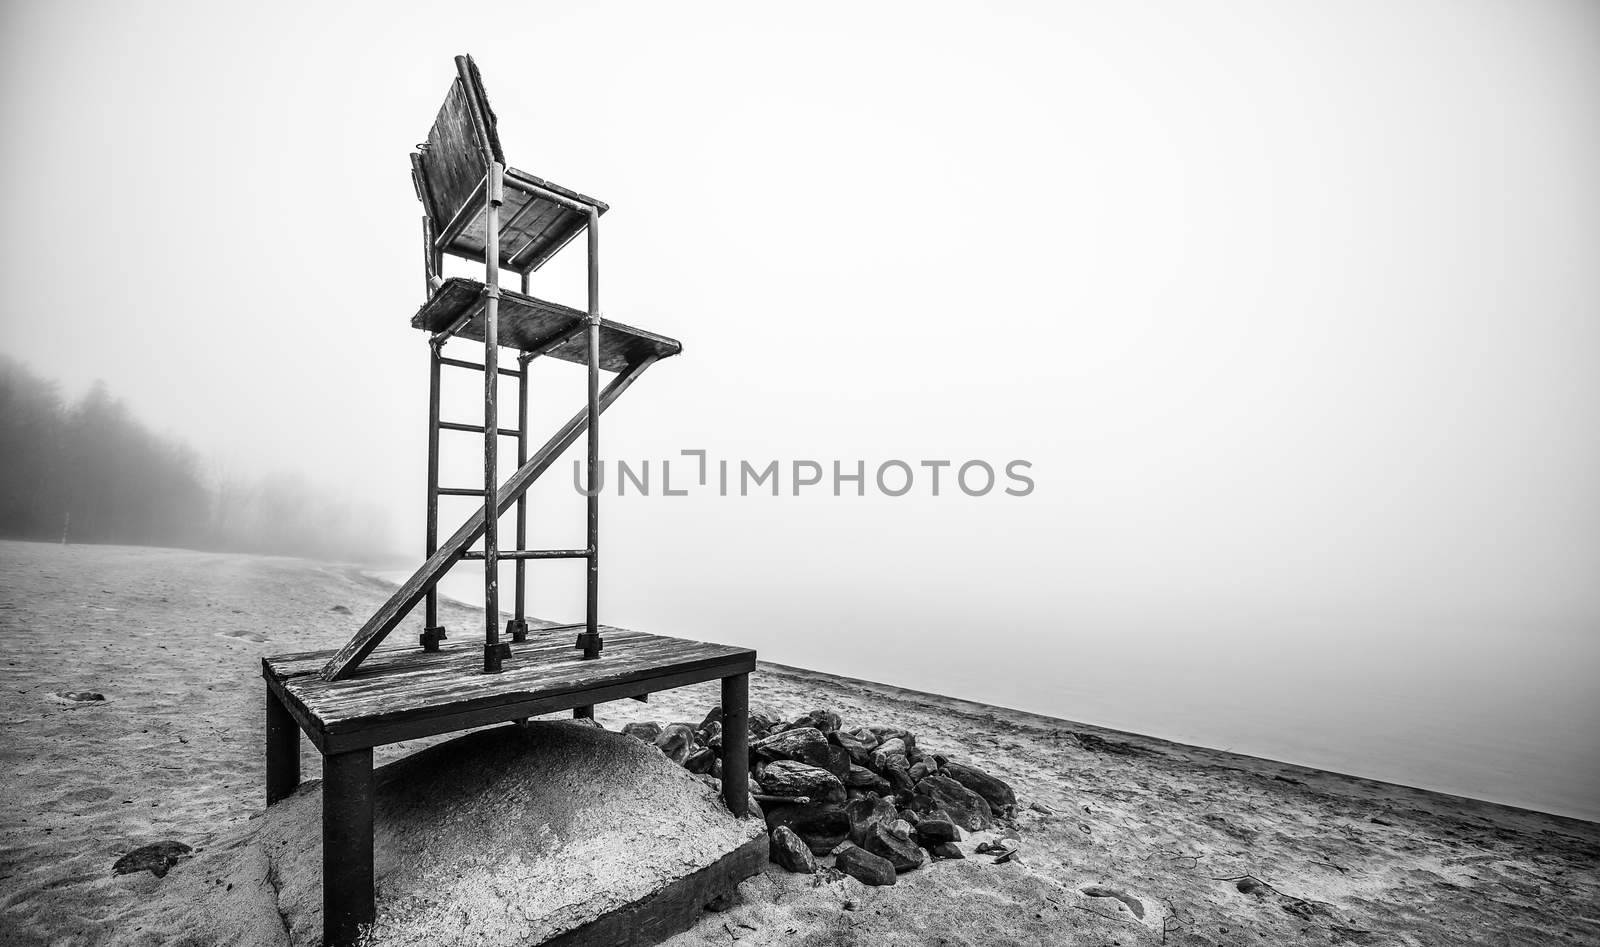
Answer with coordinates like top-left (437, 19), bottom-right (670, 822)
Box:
top-left (412, 277), bottom-right (682, 371)
top-left (264, 625), bottom-right (751, 754)
top-left (434, 166), bottom-right (608, 274)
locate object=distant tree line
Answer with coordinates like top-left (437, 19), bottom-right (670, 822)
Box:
top-left (0, 355), bottom-right (391, 561)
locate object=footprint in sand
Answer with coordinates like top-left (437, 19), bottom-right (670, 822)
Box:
top-left (50, 691), bottom-right (106, 705)
top-left (216, 630), bottom-right (268, 644)
top-left (1081, 885), bottom-right (1146, 919)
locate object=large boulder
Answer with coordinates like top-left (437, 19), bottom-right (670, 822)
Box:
top-left (911, 775), bottom-right (994, 831)
top-left (114, 721), bottom-right (767, 947)
top-left (758, 760), bottom-right (845, 804)
top-left (769, 826), bottom-right (816, 873)
top-left (943, 761), bottom-right (1016, 815)
top-left (834, 844), bottom-right (896, 886)
top-left (752, 727), bottom-right (832, 768)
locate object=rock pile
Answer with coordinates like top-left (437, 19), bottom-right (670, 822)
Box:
top-left (622, 706), bottom-right (1019, 887)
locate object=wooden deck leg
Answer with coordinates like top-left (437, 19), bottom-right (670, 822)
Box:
top-left (323, 748), bottom-right (375, 946)
top-left (573, 705), bottom-right (594, 719)
top-left (720, 673), bottom-right (749, 817)
top-left (265, 685), bottom-right (300, 806)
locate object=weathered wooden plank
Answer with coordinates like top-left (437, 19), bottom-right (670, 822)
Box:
top-left (306, 634), bottom-right (733, 712)
top-left (319, 661), bottom-right (751, 753)
top-left (307, 637), bottom-right (744, 717)
top-left (318, 358), bottom-right (659, 680)
top-left (411, 278), bottom-right (682, 370)
top-left (268, 629), bottom-right (753, 752)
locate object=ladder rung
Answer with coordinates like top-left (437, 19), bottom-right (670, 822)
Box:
top-left (438, 487), bottom-right (487, 497)
top-left (439, 420), bottom-right (521, 437)
top-left (438, 355), bottom-right (520, 378)
top-left (460, 548), bottom-right (589, 561)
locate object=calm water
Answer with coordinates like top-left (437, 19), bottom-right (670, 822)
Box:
top-left (377, 568), bottom-right (1600, 824)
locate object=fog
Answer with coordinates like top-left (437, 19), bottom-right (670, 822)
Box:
top-left (2, 1), bottom-right (1597, 819)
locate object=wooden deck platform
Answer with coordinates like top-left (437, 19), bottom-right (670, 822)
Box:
top-left (412, 277), bottom-right (682, 371)
top-left (263, 624), bottom-right (754, 945)
top-left (265, 625), bottom-right (752, 754)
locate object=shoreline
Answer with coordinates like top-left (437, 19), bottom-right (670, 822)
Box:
top-left (3, 540), bottom-right (1597, 946)
top-left (358, 558), bottom-right (1600, 827)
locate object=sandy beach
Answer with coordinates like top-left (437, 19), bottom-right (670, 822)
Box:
top-left (2, 539), bottom-right (1597, 946)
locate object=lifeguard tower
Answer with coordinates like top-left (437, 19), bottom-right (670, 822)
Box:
top-left (259, 56), bottom-right (755, 945)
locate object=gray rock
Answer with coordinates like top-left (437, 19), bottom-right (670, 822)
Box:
top-left (845, 794), bottom-right (898, 847)
top-left (655, 723), bottom-right (695, 764)
top-left (752, 727), bottom-right (832, 768)
top-left (883, 766), bottom-right (916, 800)
top-left (868, 729), bottom-right (920, 761)
top-left (787, 709), bottom-right (842, 734)
top-left (845, 764), bottom-right (891, 793)
top-left (747, 706), bottom-right (782, 734)
top-left (911, 775), bottom-right (994, 831)
top-left (112, 840), bottom-right (191, 878)
top-left (685, 746), bottom-right (715, 774)
top-left (769, 826), bottom-right (817, 873)
top-left (930, 841), bottom-right (964, 859)
top-left (908, 759), bottom-right (937, 782)
top-left (824, 745), bottom-right (852, 782)
top-left (697, 720), bottom-right (722, 749)
top-left (621, 721), bottom-right (662, 743)
top-left (758, 760), bottom-right (845, 803)
top-left (699, 706), bottom-right (723, 729)
top-left (864, 819), bottom-right (926, 873)
top-left (764, 801), bottom-right (849, 854)
top-left (944, 761), bottom-right (1017, 815)
top-left (833, 728), bottom-right (879, 766)
top-left (915, 812), bottom-right (961, 845)
top-left (870, 738), bottom-right (911, 775)
top-left (834, 843), bottom-right (896, 886)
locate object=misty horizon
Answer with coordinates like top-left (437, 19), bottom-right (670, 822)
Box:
top-left (2, 0), bottom-right (1597, 826)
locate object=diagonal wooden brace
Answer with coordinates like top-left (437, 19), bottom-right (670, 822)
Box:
top-left (320, 355), bottom-right (658, 681)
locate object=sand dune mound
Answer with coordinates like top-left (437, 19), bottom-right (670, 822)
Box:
top-left (114, 720), bottom-right (764, 946)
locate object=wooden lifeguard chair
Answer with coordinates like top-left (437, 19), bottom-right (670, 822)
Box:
top-left (259, 56), bottom-right (755, 946)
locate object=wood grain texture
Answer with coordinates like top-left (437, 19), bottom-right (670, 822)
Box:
top-left (412, 277), bottom-right (681, 371)
top-left (267, 628), bottom-right (755, 752)
top-left (318, 358), bottom-right (657, 681)
top-left (418, 80), bottom-right (490, 237)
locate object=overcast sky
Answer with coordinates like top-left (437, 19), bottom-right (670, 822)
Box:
top-left (2, 0), bottom-right (1597, 817)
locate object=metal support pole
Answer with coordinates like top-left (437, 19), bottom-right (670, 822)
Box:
top-left (578, 207), bottom-right (603, 660)
top-left (265, 686), bottom-right (300, 805)
top-left (483, 161), bottom-right (509, 674)
top-left (422, 342), bottom-right (445, 652)
top-left (421, 214), bottom-right (446, 653)
top-left (721, 674), bottom-right (750, 817)
top-left (508, 271), bottom-right (531, 645)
